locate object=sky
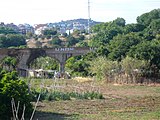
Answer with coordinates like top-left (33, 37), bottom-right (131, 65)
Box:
top-left (0, 0), bottom-right (159, 25)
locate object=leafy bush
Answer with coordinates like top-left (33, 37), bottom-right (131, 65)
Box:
top-left (89, 56), bottom-right (151, 83)
top-left (89, 56), bottom-right (119, 80)
top-left (65, 56), bottom-right (90, 77)
top-left (0, 70), bottom-right (32, 120)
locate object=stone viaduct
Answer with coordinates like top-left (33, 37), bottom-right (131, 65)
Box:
top-left (0, 47), bottom-right (96, 76)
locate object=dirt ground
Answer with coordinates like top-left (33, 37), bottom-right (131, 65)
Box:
top-left (31, 79), bottom-right (160, 120)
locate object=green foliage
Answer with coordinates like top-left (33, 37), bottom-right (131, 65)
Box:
top-left (137, 9), bottom-right (160, 27)
top-left (90, 19), bottom-right (124, 47)
top-left (135, 9), bottom-right (160, 41)
top-left (107, 33), bottom-right (142, 61)
top-left (89, 56), bottom-right (150, 83)
top-left (89, 56), bottom-right (119, 80)
top-left (30, 56), bottom-right (59, 70)
top-left (32, 89), bottom-right (104, 101)
top-left (0, 70), bottom-right (32, 120)
top-left (113, 17), bottom-right (126, 27)
top-left (121, 56), bottom-right (148, 74)
top-left (50, 36), bottom-right (62, 47)
top-left (76, 41), bottom-right (89, 47)
top-left (65, 56), bottom-right (89, 77)
top-left (147, 19), bottom-right (160, 36)
top-left (42, 29), bottom-right (57, 36)
top-left (90, 8), bottom-right (159, 61)
top-left (26, 32), bottom-right (33, 39)
top-left (156, 34), bottom-right (160, 40)
top-left (1, 56), bottom-right (17, 71)
top-left (128, 40), bottom-right (160, 69)
top-left (121, 56), bottom-right (149, 83)
top-left (123, 24), bottom-right (145, 34)
top-left (0, 34), bottom-right (26, 48)
top-left (0, 27), bottom-right (18, 34)
top-left (66, 35), bottom-right (79, 47)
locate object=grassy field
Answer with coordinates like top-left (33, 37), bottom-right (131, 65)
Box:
top-left (28, 78), bottom-right (160, 120)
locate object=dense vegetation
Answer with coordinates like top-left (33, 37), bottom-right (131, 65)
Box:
top-left (65, 9), bottom-right (160, 82)
top-left (0, 27), bottom-right (26, 48)
top-left (0, 69), bottom-right (32, 120)
top-left (33, 89), bottom-right (104, 101)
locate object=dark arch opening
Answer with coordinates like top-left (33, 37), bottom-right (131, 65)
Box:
top-left (29, 56), bottom-right (59, 78)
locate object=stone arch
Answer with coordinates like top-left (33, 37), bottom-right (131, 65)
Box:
top-left (0, 47), bottom-right (96, 76)
top-left (26, 49), bottom-right (46, 68)
top-left (29, 55), bottom-right (60, 70)
top-left (46, 53), bottom-right (73, 73)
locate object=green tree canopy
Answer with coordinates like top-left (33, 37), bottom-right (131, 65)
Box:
top-left (66, 35), bottom-right (79, 47)
top-left (128, 40), bottom-right (160, 68)
top-left (0, 27), bottom-right (18, 34)
top-left (137, 9), bottom-right (160, 27)
top-left (42, 29), bottom-right (57, 36)
top-left (107, 33), bottom-right (142, 61)
top-left (0, 34), bottom-right (26, 48)
top-left (90, 19), bottom-right (124, 47)
top-left (50, 36), bottom-right (62, 47)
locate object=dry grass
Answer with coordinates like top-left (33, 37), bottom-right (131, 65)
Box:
top-left (29, 78), bottom-right (160, 120)
top-left (73, 77), bottom-right (93, 83)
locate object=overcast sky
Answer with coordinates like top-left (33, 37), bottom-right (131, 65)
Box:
top-left (0, 0), bottom-right (159, 25)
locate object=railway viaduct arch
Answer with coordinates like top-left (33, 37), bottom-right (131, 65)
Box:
top-left (0, 47), bottom-right (96, 76)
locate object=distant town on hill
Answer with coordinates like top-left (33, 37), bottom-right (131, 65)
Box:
top-left (48, 18), bottom-right (101, 30)
top-left (0, 18), bottom-right (101, 35)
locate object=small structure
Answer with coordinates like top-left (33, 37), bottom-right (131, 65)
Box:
top-left (28, 69), bottom-right (55, 78)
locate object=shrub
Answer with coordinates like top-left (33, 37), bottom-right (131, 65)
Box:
top-left (89, 56), bottom-right (119, 81)
top-left (31, 89), bottom-right (104, 101)
top-left (0, 70), bottom-right (32, 120)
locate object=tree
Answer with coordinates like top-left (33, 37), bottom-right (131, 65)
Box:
top-left (50, 37), bottom-right (62, 47)
top-left (1, 57), bottom-right (17, 71)
top-left (65, 56), bottom-right (89, 76)
top-left (0, 34), bottom-right (26, 48)
top-left (128, 40), bottom-right (160, 69)
top-left (107, 33), bottom-right (142, 61)
top-left (123, 23), bottom-right (145, 34)
top-left (90, 20), bottom-right (124, 47)
top-left (0, 27), bottom-right (17, 34)
top-left (42, 29), bottom-right (57, 36)
top-left (76, 41), bottom-right (88, 47)
top-left (0, 34), bottom-right (7, 47)
top-left (113, 17), bottom-right (126, 27)
top-left (147, 19), bottom-right (160, 36)
top-left (66, 36), bottom-right (79, 47)
top-left (137, 9), bottom-right (160, 27)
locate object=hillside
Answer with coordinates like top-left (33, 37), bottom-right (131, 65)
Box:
top-left (47, 18), bottom-right (101, 29)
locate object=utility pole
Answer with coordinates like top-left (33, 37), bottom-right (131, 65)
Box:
top-left (88, 0), bottom-right (90, 35)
